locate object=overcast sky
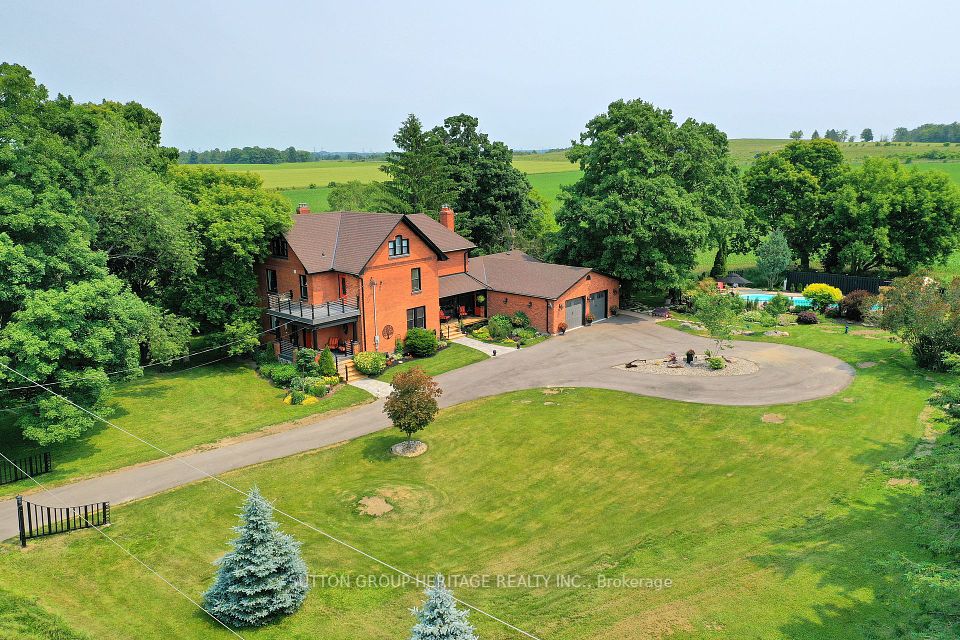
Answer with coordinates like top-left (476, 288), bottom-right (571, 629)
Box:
top-left (4, 1), bottom-right (957, 151)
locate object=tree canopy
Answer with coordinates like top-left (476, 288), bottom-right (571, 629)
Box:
top-left (551, 99), bottom-right (736, 296)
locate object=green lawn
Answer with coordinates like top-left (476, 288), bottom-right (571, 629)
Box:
top-left (376, 343), bottom-right (488, 383)
top-left (0, 362), bottom-right (372, 498)
top-left (279, 186), bottom-right (331, 212)
top-left (0, 326), bottom-right (936, 639)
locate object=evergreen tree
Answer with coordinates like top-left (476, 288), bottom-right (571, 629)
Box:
top-left (754, 229), bottom-right (793, 289)
top-left (381, 114), bottom-right (455, 214)
top-left (203, 488), bottom-right (309, 628)
top-left (811, 129), bottom-right (820, 139)
top-left (409, 576), bottom-right (478, 640)
top-left (318, 346), bottom-right (337, 377)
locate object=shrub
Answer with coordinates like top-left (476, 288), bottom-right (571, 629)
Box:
top-left (802, 283), bottom-right (842, 312)
top-left (320, 375), bottom-right (341, 387)
top-left (394, 338), bottom-right (404, 355)
top-left (741, 310), bottom-right (766, 323)
top-left (515, 327), bottom-right (537, 339)
top-left (314, 346), bottom-right (334, 376)
top-left (707, 356), bottom-right (725, 370)
top-left (841, 289), bottom-right (873, 321)
top-left (405, 327), bottom-right (439, 357)
top-left (269, 364), bottom-right (299, 387)
top-left (796, 311), bottom-right (819, 324)
top-left (777, 313), bottom-right (794, 326)
top-left (259, 362), bottom-right (278, 379)
top-left (289, 376), bottom-right (306, 392)
top-left (764, 293), bottom-right (792, 316)
top-left (306, 380), bottom-right (329, 397)
top-left (510, 311), bottom-right (531, 328)
top-left (470, 326), bottom-right (492, 341)
top-left (353, 351), bottom-right (387, 376)
top-left (254, 346), bottom-right (278, 366)
top-left (488, 315), bottom-right (513, 340)
top-left (295, 348), bottom-right (322, 377)
top-left (289, 389), bottom-right (306, 405)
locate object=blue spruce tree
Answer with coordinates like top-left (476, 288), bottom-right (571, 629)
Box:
top-left (410, 575), bottom-right (478, 640)
top-left (203, 487), bottom-right (309, 627)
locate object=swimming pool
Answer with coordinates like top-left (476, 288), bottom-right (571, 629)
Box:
top-left (739, 293), bottom-right (812, 307)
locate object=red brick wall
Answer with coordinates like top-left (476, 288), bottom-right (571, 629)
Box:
top-left (438, 249), bottom-right (469, 276)
top-left (359, 220), bottom-right (441, 353)
top-left (485, 271), bottom-right (620, 335)
top-left (547, 272), bottom-right (620, 334)
top-left (486, 293), bottom-right (552, 333)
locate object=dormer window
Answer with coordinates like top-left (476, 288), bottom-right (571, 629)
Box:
top-left (270, 237), bottom-right (289, 258)
top-left (388, 234), bottom-right (410, 257)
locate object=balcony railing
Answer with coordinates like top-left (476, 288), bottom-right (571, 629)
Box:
top-left (266, 292), bottom-right (361, 326)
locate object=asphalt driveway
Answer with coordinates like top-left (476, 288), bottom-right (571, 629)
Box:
top-left (2, 314), bottom-right (853, 540)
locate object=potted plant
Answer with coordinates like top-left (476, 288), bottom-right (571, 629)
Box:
top-left (475, 294), bottom-right (486, 316)
top-left (585, 312), bottom-right (595, 326)
top-left (686, 349), bottom-right (695, 364)
top-left (558, 321), bottom-right (568, 335)
top-left (610, 305), bottom-right (619, 316)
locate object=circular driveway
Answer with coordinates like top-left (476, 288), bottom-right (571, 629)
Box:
top-left (440, 313), bottom-right (855, 407)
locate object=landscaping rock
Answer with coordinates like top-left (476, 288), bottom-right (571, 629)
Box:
top-left (761, 413), bottom-right (785, 424)
top-left (680, 322), bottom-right (706, 331)
top-left (390, 440), bottom-right (427, 457)
top-left (763, 330), bottom-right (789, 337)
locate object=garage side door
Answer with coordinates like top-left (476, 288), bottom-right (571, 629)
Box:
top-left (565, 296), bottom-right (585, 328)
top-left (589, 290), bottom-right (607, 320)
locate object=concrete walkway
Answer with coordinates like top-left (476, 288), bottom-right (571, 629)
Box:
top-left (2, 315), bottom-right (853, 539)
top-left (452, 335), bottom-right (521, 357)
top-left (347, 377), bottom-right (393, 398)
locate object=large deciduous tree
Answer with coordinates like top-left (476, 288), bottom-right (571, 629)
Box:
top-left (551, 99), bottom-right (723, 297)
top-left (383, 367), bottom-right (441, 443)
top-left (822, 158), bottom-right (960, 274)
top-left (744, 139), bottom-right (845, 269)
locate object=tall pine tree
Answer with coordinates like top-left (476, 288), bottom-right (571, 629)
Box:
top-left (409, 576), bottom-right (478, 640)
top-left (203, 488), bottom-right (309, 628)
top-left (381, 114), bottom-right (455, 214)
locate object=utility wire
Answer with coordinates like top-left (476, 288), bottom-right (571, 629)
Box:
top-left (0, 450), bottom-right (246, 639)
top-left (0, 320), bottom-right (295, 394)
top-left (0, 362), bottom-right (544, 640)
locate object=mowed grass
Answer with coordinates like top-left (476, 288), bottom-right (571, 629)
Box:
top-left (0, 327), bottom-right (935, 639)
top-left (0, 362), bottom-right (373, 498)
top-left (376, 342), bottom-right (488, 383)
top-left (279, 186), bottom-right (331, 212)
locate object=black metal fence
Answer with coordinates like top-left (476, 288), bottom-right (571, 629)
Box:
top-left (786, 271), bottom-right (892, 295)
top-left (16, 495), bottom-right (109, 547)
top-left (0, 452), bottom-right (51, 485)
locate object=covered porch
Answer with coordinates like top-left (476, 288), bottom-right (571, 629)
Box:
top-left (265, 294), bottom-right (361, 361)
top-left (438, 272), bottom-right (486, 322)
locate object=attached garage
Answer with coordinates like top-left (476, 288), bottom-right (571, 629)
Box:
top-left (589, 290), bottom-right (608, 320)
top-left (565, 296), bottom-right (585, 328)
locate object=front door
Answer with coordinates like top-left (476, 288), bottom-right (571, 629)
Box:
top-left (565, 296), bottom-right (585, 328)
top-left (589, 290), bottom-right (608, 320)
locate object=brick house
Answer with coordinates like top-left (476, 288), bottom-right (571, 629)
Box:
top-left (257, 205), bottom-right (619, 359)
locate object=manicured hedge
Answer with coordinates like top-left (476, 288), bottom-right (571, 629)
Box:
top-left (353, 351), bottom-right (387, 376)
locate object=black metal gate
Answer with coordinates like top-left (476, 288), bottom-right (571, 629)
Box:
top-left (0, 452), bottom-right (51, 485)
top-left (16, 495), bottom-right (110, 547)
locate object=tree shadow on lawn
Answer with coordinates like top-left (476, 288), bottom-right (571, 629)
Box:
top-left (752, 471), bottom-right (927, 639)
top-left (361, 433), bottom-right (409, 463)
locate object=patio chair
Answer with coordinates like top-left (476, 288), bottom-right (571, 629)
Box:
top-left (326, 337), bottom-right (340, 352)
top-left (458, 305), bottom-right (468, 318)
top-left (440, 309), bottom-right (451, 323)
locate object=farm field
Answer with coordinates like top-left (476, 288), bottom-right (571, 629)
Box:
top-left (0, 327), bottom-right (936, 639)
top-left (0, 362), bottom-right (373, 498)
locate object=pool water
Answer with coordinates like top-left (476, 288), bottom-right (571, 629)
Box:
top-left (739, 293), bottom-right (812, 307)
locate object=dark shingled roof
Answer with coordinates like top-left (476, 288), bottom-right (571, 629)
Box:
top-left (284, 212), bottom-right (474, 275)
top-left (469, 251), bottom-right (592, 300)
top-left (438, 272), bottom-right (486, 298)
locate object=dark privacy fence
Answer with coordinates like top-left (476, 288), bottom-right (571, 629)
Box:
top-left (16, 495), bottom-right (110, 547)
top-left (786, 271), bottom-right (892, 295)
top-left (0, 452), bottom-right (51, 485)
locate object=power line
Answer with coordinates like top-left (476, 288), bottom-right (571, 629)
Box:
top-left (0, 450), bottom-right (246, 639)
top-left (0, 319), bottom-right (295, 394)
top-left (0, 362), bottom-right (544, 640)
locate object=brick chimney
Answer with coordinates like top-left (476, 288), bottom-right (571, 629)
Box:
top-left (296, 203), bottom-right (310, 215)
top-left (439, 204), bottom-right (455, 231)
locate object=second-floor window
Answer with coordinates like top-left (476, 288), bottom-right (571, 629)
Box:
top-left (299, 274), bottom-right (308, 300)
top-left (266, 269), bottom-right (278, 293)
top-left (270, 237), bottom-right (288, 258)
top-left (388, 234), bottom-right (410, 257)
top-left (411, 267), bottom-right (421, 293)
top-left (340, 276), bottom-right (347, 296)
